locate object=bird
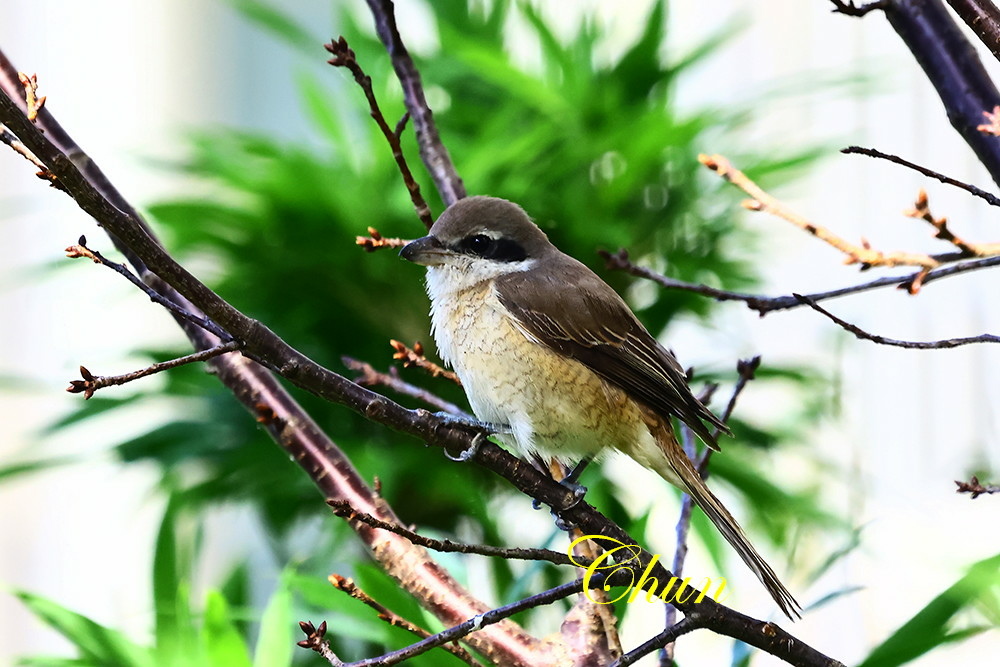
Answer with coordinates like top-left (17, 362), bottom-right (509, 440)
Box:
top-left (399, 195), bottom-right (800, 619)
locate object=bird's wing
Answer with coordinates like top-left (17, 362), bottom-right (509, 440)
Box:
top-left (494, 256), bottom-right (729, 449)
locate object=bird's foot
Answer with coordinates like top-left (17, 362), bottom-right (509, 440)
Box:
top-left (432, 412), bottom-right (507, 462)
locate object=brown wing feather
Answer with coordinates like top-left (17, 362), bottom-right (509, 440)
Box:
top-left (495, 255), bottom-right (729, 448)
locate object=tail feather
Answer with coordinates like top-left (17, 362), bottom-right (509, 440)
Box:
top-left (652, 423), bottom-right (801, 620)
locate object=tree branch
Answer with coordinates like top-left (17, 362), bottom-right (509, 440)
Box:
top-left (944, 0), bottom-right (1000, 64)
top-left (326, 37), bottom-right (433, 229)
top-left (841, 145), bottom-right (1000, 207)
top-left (327, 574), bottom-right (478, 666)
top-left (600, 248), bottom-right (1000, 314)
top-left (835, 0), bottom-right (1000, 188)
top-left (794, 293), bottom-right (1000, 347)
top-left (363, 0), bottom-right (466, 205)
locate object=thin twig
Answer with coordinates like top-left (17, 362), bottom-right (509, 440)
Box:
top-left (65, 236), bottom-right (233, 341)
top-left (701, 153), bottom-right (947, 270)
top-left (955, 475), bottom-right (1000, 498)
top-left (328, 574), bottom-right (477, 666)
top-left (326, 37), bottom-right (433, 229)
top-left (303, 579), bottom-right (592, 667)
top-left (614, 617), bottom-right (699, 667)
top-left (794, 293), bottom-right (1000, 348)
top-left (356, 226), bottom-right (411, 252)
top-left (601, 248), bottom-right (1000, 313)
top-left (0, 123), bottom-right (60, 188)
top-left (297, 621), bottom-right (343, 666)
top-left (390, 339), bottom-right (462, 385)
top-left (328, 499), bottom-right (585, 566)
top-left (828, 0), bottom-right (888, 17)
top-left (66, 341), bottom-right (241, 399)
top-left (17, 72), bottom-right (46, 121)
top-left (342, 357), bottom-right (470, 417)
top-left (842, 146), bottom-right (1000, 207)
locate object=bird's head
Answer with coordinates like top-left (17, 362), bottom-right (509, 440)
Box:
top-left (400, 197), bottom-right (553, 283)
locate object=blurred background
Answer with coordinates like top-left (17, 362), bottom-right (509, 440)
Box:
top-left (1, 0), bottom-right (998, 665)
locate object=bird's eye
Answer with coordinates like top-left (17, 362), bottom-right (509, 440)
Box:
top-left (457, 233), bottom-right (527, 262)
top-left (461, 234), bottom-right (495, 256)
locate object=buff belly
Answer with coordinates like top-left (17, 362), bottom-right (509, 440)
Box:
top-left (429, 279), bottom-right (650, 463)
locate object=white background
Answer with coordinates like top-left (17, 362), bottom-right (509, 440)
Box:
top-left (1, 1), bottom-right (998, 665)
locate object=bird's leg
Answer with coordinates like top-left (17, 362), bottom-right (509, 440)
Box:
top-left (431, 412), bottom-right (508, 462)
top-left (560, 457), bottom-right (592, 499)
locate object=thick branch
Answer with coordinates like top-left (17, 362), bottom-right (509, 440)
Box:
top-left (869, 0), bottom-right (1000, 187)
top-left (945, 0), bottom-right (1000, 64)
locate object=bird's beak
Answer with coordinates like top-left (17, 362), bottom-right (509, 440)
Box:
top-left (400, 235), bottom-right (448, 266)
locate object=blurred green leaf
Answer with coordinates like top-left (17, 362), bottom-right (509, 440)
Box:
top-left (251, 571), bottom-right (294, 667)
top-left (14, 591), bottom-right (154, 667)
top-left (201, 591), bottom-right (253, 667)
top-left (858, 553), bottom-right (1000, 667)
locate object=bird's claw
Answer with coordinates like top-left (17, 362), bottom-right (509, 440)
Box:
top-left (445, 430), bottom-right (487, 462)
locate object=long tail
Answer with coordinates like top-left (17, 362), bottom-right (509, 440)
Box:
top-left (649, 419), bottom-right (801, 620)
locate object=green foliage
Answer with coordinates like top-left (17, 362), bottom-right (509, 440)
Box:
top-left (858, 553), bottom-right (1000, 667)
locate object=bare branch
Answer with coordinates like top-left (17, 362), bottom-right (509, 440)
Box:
top-left (328, 574), bottom-right (478, 666)
top-left (701, 154), bottom-right (949, 270)
top-left (297, 621), bottom-right (342, 666)
top-left (66, 342), bottom-right (240, 399)
top-left (828, 0), bottom-right (888, 17)
top-left (328, 499), bottom-right (585, 566)
top-left (841, 146), bottom-right (1000, 207)
top-left (955, 475), bottom-right (1000, 498)
top-left (390, 339), bottom-right (462, 385)
top-left (945, 0), bottom-right (1000, 65)
top-left (600, 248), bottom-right (1000, 314)
top-left (611, 617), bottom-right (698, 667)
top-left (341, 356), bottom-right (469, 416)
top-left (65, 235), bottom-right (233, 341)
top-left (363, 0), bottom-right (466, 205)
top-left (794, 294), bottom-right (1000, 348)
top-left (326, 37), bottom-right (433, 229)
top-left (356, 226), bottom-right (411, 252)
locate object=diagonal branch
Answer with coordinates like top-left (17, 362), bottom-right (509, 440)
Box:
top-left (0, 54), bottom-right (546, 667)
top-left (364, 0), bottom-right (466, 206)
top-left (794, 294), bottom-right (1000, 348)
top-left (841, 145), bottom-right (1000, 207)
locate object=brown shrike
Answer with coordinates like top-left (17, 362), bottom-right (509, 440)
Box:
top-left (400, 195), bottom-right (799, 619)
